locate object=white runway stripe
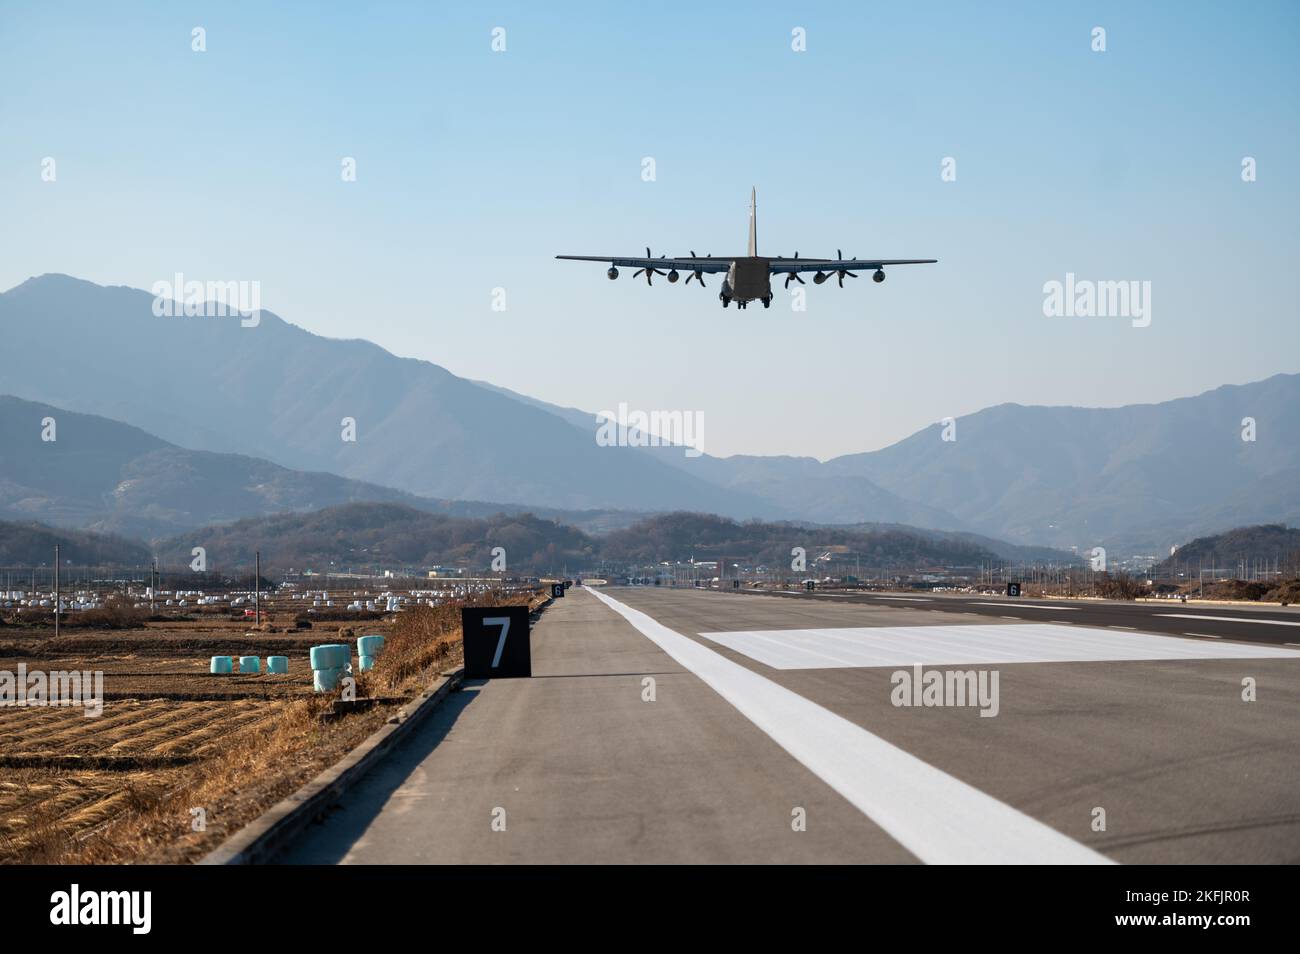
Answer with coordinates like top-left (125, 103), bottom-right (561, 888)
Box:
top-left (587, 587), bottom-right (1110, 864)
top-left (1156, 613), bottom-right (1300, 627)
top-left (974, 602), bottom-right (1078, 610)
top-left (693, 623), bottom-right (1300, 670)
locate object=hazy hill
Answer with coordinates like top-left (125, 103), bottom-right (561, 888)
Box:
top-left (0, 395), bottom-right (658, 540)
top-left (0, 520), bottom-right (151, 566)
top-left (821, 376), bottom-right (1300, 549)
top-left (0, 275), bottom-right (782, 519)
top-left (1153, 524), bottom-right (1300, 574)
top-left (837, 523), bottom-right (1077, 565)
top-left (597, 512), bottom-right (1002, 569)
top-left (470, 380), bottom-right (969, 530)
top-left (156, 502), bottom-right (595, 571)
top-left (486, 372), bottom-right (1300, 552)
top-left (147, 506), bottom-right (1033, 574)
top-left (0, 395), bottom-right (436, 539)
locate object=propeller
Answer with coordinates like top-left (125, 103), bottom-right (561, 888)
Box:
top-left (684, 250), bottom-right (711, 287)
top-left (633, 247), bottom-right (667, 286)
top-left (835, 249), bottom-right (859, 288)
top-left (784, 251), bottom-right (806, 289)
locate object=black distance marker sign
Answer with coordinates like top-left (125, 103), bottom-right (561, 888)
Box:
top-left (551, 583), bottom-right (565, 598)
top-left (462, 606), bottom-right (531, 679)
top-left (1007, 582), bottom-right (1021, 597)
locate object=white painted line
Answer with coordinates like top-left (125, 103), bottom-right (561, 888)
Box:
top-left (1156, 613), bottom-right (1300, 627)
top-left (1184, 633), bottom-right (1222, 639)
top-left (586, 586), bottom-right (1110, 865)
top-left (974, 602), bottom-right (1078, 610)
top-left (1109, 625), bottom-right (1137, 631)
top-left (1001, 616), bottom-right (1019, 620)
top-left (691, 624), bottom-right (1300, 670)
top-left (874, 596), bottom-right (932, 602)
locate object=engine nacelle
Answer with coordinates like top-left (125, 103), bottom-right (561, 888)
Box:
top-left (873, 269), bottom-right (885, 283)
top-left (813, 272), bottom-right (828, 285)
top-left (667, 270), bottom-right (679, 283)
top-left (607, 267), bottom-right (619, 280)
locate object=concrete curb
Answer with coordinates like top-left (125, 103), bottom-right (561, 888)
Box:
top-left (199, 667), bottom-right (464, 865)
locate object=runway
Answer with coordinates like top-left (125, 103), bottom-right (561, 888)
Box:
top-left (275, 585), bottom-right (1300, 864)
top-left (732, 586), bottom-right (1300, 646)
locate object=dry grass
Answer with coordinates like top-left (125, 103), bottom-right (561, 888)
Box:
top-left (361, 589), bottom-right (537, 696)
top-left (11, 596), bottom-right (149, 631)
top-left (0, 695), bottom-right (397, 864)
top-left (0, 588), bottom-right (546, 864)
top-left (68, 696), bottom-right (358, 864)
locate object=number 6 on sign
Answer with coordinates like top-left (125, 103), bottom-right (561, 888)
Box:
top-left (462, 606), bottom-right (531, 679)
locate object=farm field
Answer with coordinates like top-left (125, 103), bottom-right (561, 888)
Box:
top-left (0, 596), bottom-right (474, 863)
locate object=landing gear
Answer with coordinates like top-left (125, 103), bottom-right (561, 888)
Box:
top-left (720, 293), bottom-right (731, 308)
top-left (761, 296), bottom-right (772, 308)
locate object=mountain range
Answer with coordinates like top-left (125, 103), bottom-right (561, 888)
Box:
top-left (0, 275), bottom-right (774, 519)
top-left (1, 274), bottom-right (1296, 557)
top-left (0, 504), bottom-right (1052, 575)
top-left (0, 395), bottom-right (649, 540)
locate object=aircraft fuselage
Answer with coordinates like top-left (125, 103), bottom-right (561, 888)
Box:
top-left (722, 258), bottom-right (772, 308)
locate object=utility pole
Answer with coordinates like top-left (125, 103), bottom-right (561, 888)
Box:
top-left (255, 550), bottom-right (261, 626)
top-left (53, 544), bottom-right (60, 638)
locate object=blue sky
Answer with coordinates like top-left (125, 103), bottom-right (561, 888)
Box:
top-left (2, 1), bottom-right (1297, 459)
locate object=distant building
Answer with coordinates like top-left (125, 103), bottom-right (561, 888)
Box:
top-left (427, 566), bottom-right (468, 578)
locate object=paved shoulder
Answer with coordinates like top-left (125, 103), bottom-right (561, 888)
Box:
top-left (275, 587), bottom-right (908, 864)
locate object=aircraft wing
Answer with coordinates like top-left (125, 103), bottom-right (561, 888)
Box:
top-left (768, 257), bottom-right (937, 273)
top-left (556, 254), bottom-right (731, 273)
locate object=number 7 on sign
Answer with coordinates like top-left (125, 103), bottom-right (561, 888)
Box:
top-left (461, 605), bottom-right (529, 679)
top-left (485, 617), bottom-right (511, 668)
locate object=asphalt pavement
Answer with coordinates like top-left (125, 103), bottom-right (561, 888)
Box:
top-left (275, 585), bottom-right (1300, 864)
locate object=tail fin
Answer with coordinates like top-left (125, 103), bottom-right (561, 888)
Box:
top-left (747, 187), bottom-right (757, 257)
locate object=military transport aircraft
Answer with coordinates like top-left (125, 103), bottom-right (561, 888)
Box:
top-left (556, 189), bottom-right (937, 308)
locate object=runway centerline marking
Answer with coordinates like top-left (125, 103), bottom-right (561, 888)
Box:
top-left (692, 623), bottom-right (1300, 670)
top-left (974, 602), bottom-right (1078, 610)
top-left (1156, 613), bottom-right (1300, 627)
top-left (586, 587), bottom-right (1110, 865)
